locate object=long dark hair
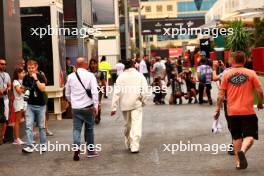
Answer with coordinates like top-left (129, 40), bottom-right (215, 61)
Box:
top-left (89, 59), bottom-right (98, 73)
top-left (13, 67), bottom-right (24, 81)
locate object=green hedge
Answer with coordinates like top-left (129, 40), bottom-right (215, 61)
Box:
top-left (254, 75), bottom-right (264, 104)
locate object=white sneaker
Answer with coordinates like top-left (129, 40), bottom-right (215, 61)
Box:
top-left (22, 146), bottom-right (34, 153)
top-left (13, 138), bottom-right (25, 145)
top-left (46, 131), bottom-right (54, 136)
top-left (130, 146), bottom-right (139, 153)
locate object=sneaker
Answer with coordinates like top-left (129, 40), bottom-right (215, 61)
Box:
top-left (13, 138), bottom-right (25, 145)
top-left (46, 131), bottom-right (54, 136)
top-left (40, 144), bottom-right (47, 153)
top-left (73, 150), bottom-right (80, 161)
top-left (130, 147), bottom-right (139, 153)
top-left (22, 146), bottom-right (34, 153)
top-left (87, 151), bottom-right (99, 158)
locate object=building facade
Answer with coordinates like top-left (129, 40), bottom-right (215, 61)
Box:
top-left (206, 0), bottom-right (264, 24)
top-left (93, 0), bottom-right (120, 68)
top-left (136, 0), bottom-right (217, 48)
top-left (20, 0), bottom-right (66, 120)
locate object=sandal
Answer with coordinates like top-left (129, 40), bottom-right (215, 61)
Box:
top-left (237, 151), bottom-right (248, 169)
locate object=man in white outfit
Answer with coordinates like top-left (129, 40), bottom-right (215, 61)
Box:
top-left (116, 60), bottom-right (125, 76)
top-left (111, 60), bottom-right (148, 153)
top-left (139, 58), bottom-right (149, 83)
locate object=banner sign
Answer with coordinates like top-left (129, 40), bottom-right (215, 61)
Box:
top-left (142, 17), bottom-right (205, 35)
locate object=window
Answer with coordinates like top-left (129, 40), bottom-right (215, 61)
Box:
top-left (167, 5), bottom-right (173, 11)
top-left (156, 5), bottom-right (163, 12)
top-left (145, 6), bottom-right (151, 13)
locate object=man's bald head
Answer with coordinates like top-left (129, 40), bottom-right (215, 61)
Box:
top-left (76, 57), bottom-right (88, 69)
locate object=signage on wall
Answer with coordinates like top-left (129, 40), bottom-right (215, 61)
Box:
top-left (142, 17), bottom-right (205, 35)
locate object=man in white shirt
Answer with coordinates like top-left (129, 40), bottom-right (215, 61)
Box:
top-left (0, 58), bottom-right (11, 145)
top-left (65, 57), bottom-right (99, 160)
top-left (153, 58), bottom-right (166, 80)
top-left (139, 58), bottom-right (149, 83)
top-left (111, 60), bottom-right (148, 153)
top-left (116, 60), bottom-right (125, 76)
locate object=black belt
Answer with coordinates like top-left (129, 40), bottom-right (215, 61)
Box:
top-left (84, 104), bottom-right (94, 108)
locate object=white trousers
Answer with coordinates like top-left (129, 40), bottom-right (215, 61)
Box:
top-left (122, 107), bottom-right (142, 152)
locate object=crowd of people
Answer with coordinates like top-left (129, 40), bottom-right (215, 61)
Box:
top-left (0, 50), bottom-right (263, 170)
top-left (0, 58), bottom-right (53, 150)
top-left (127, 51), bottom-right (217, 106)
top-left (111, 50), bottom-right (263, 171)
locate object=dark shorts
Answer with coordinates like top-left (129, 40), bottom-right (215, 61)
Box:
top-left (228, 114), bottom-right (258, 140)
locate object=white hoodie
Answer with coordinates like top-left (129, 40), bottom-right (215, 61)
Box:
top-left (111, 68), bottom-right (148, 111)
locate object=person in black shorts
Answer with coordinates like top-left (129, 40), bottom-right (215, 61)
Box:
top-left (214, 51), bottom-right (264, 170)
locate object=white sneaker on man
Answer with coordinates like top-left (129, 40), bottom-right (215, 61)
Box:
top-left (22, 146), bottom-right (34, 153)
top-left (130, 146), bottom-right (139, 153)
top-left (13, 138), bottom-right (25, 145)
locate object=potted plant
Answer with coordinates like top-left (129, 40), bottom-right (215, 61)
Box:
top-left (225, 20), bottom-right (250, 55)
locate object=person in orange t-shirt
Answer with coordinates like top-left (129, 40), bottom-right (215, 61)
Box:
top-left (214, 51), bottom-right (263, 170)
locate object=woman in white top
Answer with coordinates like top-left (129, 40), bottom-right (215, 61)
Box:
top-left (12, 68), bottom-right (26, 145)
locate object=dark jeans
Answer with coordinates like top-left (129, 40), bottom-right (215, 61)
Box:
top-left (143, 73), bottom-right (150, 84)
top-left (72, 108), bottom-right (94, 147)
top-left (198, 83), bottom-right (212, 103)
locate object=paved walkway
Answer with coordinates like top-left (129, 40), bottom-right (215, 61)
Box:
top-left (0, 86), bottom-right (263, 176)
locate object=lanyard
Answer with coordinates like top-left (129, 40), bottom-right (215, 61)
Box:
top-left (0, 73), bottom-right (5, 84)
